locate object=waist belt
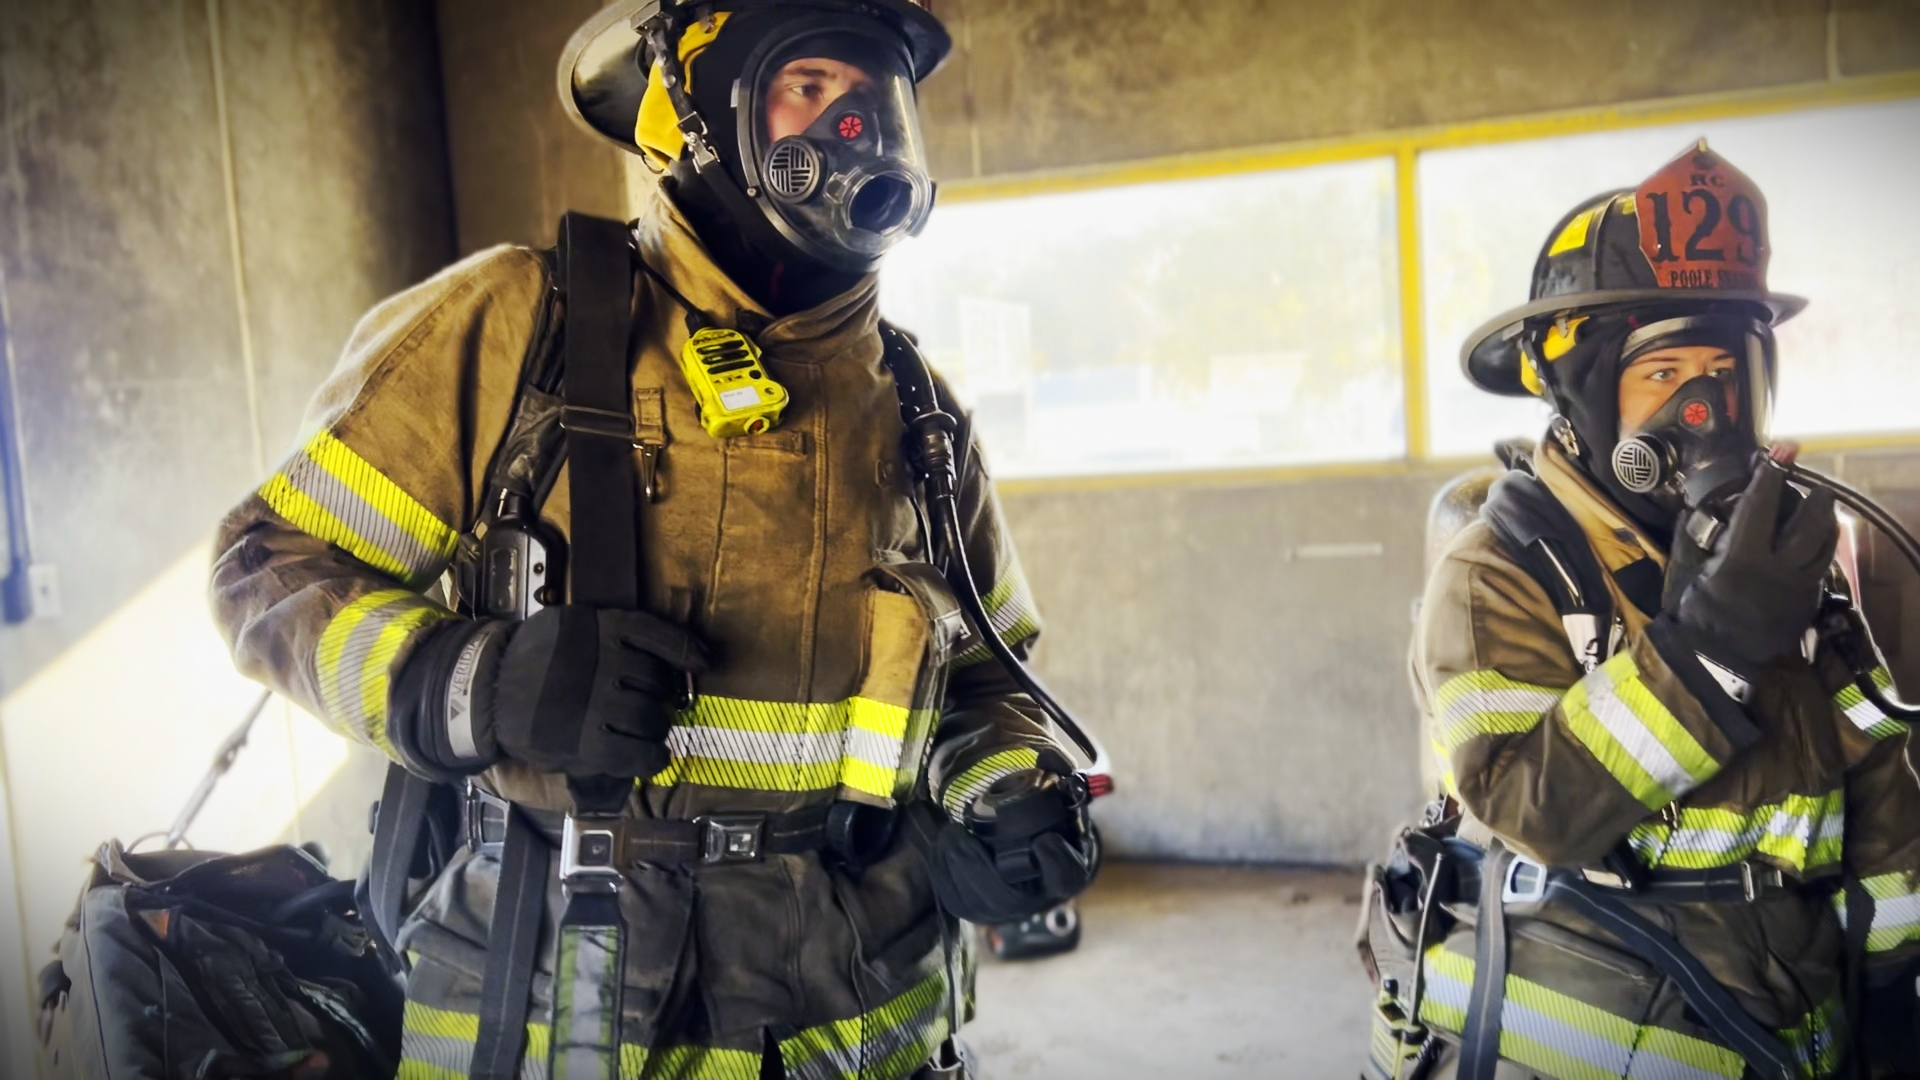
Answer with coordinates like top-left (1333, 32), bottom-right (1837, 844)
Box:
top-left (1447, 840), bottom-right (1800, 1080)
top-left (465, 784), bottom-right (834, 866)
top-left (1445, 839), bottom-right (1797, 905)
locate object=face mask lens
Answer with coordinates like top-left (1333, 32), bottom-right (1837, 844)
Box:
top-left (741, 22), bottom-right (932, 270)
top-left (848, 172), bottom-right (915, 233)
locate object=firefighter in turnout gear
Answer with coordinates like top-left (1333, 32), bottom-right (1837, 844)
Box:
top-left (1357, 142), bottom-right (1920, 1080)
top-left (209, 2), bottom-right (1098, 1077)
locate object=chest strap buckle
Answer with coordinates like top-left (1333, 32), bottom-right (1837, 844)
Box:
top-left (558, 812), bottom-right (627, 894)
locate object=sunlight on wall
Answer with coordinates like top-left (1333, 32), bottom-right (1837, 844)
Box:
top-left (0, 540), bottom-right (349, 982)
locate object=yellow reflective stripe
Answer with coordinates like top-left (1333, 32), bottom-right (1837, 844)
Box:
top-left (1776, 998), bottom-right (1844, 1078)
top-left (647, 695), bottom-right (915, 801)
top-left (1626, 791), bottom-right (1845, 873)
top-left (1563, 651), bottom-right (1719, 810)
top-left (314, 589), bottom-right (450, 753)
top-left (1834, 667), bottom-right (1904, 741)
top-left (261, 429), bottom-right (458, 588)
top-left (952, 562), bottom-right (1041, 668)
top-left (1429, 735), bottom-right (1460, 799)
top-left (1840, 871), bottom-right (1920, 953)
top-left (398, 1001), bottom-right (769, 1080)
top-left (640, 1045), bottom-right (760, 1079)
top-left (1419, 945), bottom-right (1745, 1080)
top-left (779, 970), bottom-right (949, 1080)
top-left (398, 1000), bottom-right (551, 1080)
top-left (1433, 670), bottom-right (1561, 751)
top-left (940, 747), bottom-right (1040, 821)
top-left (397, 974), bottom-right (947, 1080)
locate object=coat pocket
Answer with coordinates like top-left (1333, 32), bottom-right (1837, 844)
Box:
top-left (839, 557), bottom-right (966, 808)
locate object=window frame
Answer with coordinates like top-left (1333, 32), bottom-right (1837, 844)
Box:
top-left (916, 71), bottom-right (1920, 492)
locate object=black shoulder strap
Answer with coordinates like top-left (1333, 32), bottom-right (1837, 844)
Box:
top-left (1481, 468), bottom-right (1617, 670)
top-left (557, 212), bottom-right (642, 613)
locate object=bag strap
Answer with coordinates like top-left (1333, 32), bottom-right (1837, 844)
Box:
top-left (1456, 844), bottom-right (1513, 1080)
top-left (366, 762), bottom-right (436, 965)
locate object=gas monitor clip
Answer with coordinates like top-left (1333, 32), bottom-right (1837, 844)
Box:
top-left (678, 315), bottom-right (787, 439)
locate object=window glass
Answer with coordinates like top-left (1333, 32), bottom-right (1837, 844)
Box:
top-left (881, 158), bottom-right (1403, 477)
top-left (1420, 98), bottom-right (1920, 458)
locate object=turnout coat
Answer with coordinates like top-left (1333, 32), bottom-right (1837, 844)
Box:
top-left (210, 185), bottom-right (1066, 1079)
top-left (1407, 444), bottom-right (1920, 1079)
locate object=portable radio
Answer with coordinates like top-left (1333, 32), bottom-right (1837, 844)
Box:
top-left (678, 327), bottom-right (788, 438)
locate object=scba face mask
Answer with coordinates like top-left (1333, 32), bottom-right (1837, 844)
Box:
top-left (737, 21), bottom-right (934, 272)
top-left (1609, 313), bottom-right (1775, 519)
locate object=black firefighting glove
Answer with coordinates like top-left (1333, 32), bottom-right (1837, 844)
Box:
top-left (392, 605), bottom-right (709, 781)
top-left (906, 769), bottom-right (1099, 925)
top-left (1661, 462), bottom-right (1837, 677)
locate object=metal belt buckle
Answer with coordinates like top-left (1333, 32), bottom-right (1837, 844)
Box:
top-left (1502, 855), bottom-right (1549, 904)
top-left (1740, 862), bottom-right (1784, 902)
top-left (559, 813), bottom-right (627, 894)
top-left (465, 782), bottom-right (510, 857)
top-left (695, 814), bottom-right (765, 864)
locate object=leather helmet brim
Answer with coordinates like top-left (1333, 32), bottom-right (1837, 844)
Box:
top-left (1460, 288), bottom-right (1808, 398)
top-left (558, 0), bottom-right (951, 157)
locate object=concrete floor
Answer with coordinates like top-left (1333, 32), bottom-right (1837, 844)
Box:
top-left (965, 862), bottom-right (1373, 1079)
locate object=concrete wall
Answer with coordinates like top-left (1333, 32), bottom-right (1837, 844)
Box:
top-left (0, 1), bottom-right (454, 1069)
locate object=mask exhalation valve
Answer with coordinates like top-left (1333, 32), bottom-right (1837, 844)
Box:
top-left (1612, 436), bottom-right (1670, 495)
top-left (765, 138), bottom-right (823, 201)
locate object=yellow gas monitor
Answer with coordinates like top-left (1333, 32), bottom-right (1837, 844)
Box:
top-left (678, 327), bottom-right (788, 438)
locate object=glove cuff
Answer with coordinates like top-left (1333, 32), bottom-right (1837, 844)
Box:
top-left (1646, 614), bottom-right (1763, 752)
top-left (390, 619), bottom-right (510, 779)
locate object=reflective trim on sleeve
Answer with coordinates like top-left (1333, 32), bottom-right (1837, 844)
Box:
top-left (938, 746), bottom-right (1040, 822)
top-left (261, 429), bottom-right (459, 588)
top-left (1418, 944), bottom-right (1746, 1080)
top-left (1834, 667), bottom-right (1905, 741)
top-left (647, 695), bottom-right (926, 804)
top-left (1433, 670), bottom-right (1563, 751)
top-left (315, 589), bottom-right (451, 754)
top-left (951, 562), bottom-right (1041, 668)
top-left (1562, 651), bottom-right (1720, 811)
top-left (1836, 871), bottom-right (1920, 954)
top-left (1625, 791), bottom-right (1845, 873)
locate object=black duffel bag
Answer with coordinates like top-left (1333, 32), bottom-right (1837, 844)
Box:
top-left (38, 840), bottom-right (401, 1079)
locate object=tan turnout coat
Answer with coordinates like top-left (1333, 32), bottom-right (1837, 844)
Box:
top-left (1406, 444), bottom-right (1920, 1079)
top-left (210, 186), bottom-right (1067, 1079)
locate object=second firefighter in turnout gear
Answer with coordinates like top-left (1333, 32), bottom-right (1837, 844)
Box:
top-left (1358, 142), bottom-right (1920, 1080)
top-left (210, 2), bottom-right (1098, 1077)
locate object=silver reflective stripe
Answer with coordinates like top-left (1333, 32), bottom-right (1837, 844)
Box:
top-left (283, 446), bottom-right (442, 581)
top-left (843, 725), bottom-right (904, 772)
top-left (444, 629), bottom-right (494, 761)
top-left (666, 724), bottom-right (846, 765)
top-left (785, 989), bottom-right (946, 1080)
top-left (552, 924), bottom-right (622, 1079)
top-left (1423, 964), bottom-right (1735, 1080)
top-left (1583, 669), bottom-right (1699, 802)
top-left (400, 1028), bottom-right (475, 1077)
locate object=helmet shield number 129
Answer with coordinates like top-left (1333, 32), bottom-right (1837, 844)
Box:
top-left (1634, 141), bottom-right (1772, 294)
top-left (739, 20), bottom-right (933, 272)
